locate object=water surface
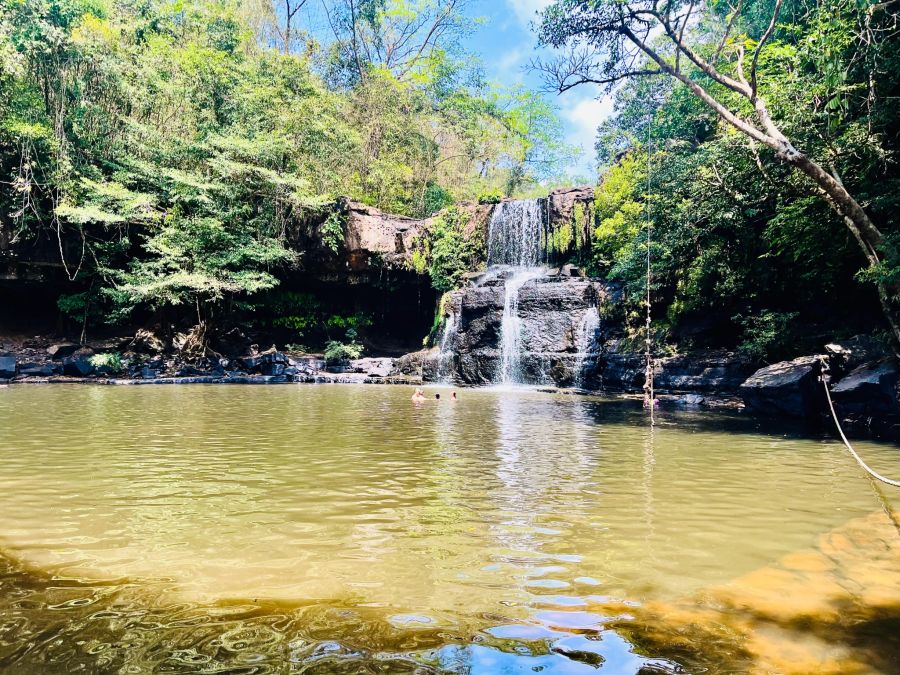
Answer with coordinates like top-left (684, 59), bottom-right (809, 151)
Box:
top-left (0, 385), bottom-right (898, 673)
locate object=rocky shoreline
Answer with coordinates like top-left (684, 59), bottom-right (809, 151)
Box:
top-left (2, 332), bottom-right (898, 441)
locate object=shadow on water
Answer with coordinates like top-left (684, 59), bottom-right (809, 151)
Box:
top-left (0, 548), bottom-right (690, 674)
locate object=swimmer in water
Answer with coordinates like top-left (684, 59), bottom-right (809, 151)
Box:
top-left (435, 393), bottom-right (441, 400)
top-left (451, 391), bottom-right (458, 401)
top-left (411, 388), bottom-right (426, 402)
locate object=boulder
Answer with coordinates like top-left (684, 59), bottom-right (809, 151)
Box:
top-left (351, 357), bottom-right (394, 378)
top-left (0, 355), bottom-right (16, 379)
top-left (47, 343), bottom-right (80, 360)
top-left (832, 360), bottom-right (899, 414)
top-left (824, 335), bottom-right (888, 378)
top-left (18, 362), bottom-right (58, 377)
top-left (61, 348), bottom-right (95, 377)
top-left (654, 351), bottom-right (756, 393)
top-left (261, 362), bottom-right (286, 377)
top-left (240, 348), bottom-right (289, 373)
top-left (740, 356), bottom-right (826, 418)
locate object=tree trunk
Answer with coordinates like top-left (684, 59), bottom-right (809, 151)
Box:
top-left (786, 149), bottom-right (900, 346)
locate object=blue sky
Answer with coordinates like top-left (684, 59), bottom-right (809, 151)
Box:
top-left (461, 0), bottom-right (615, 179)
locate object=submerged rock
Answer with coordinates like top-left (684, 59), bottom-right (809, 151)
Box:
top-left (740, 356), bottom-right (826, 418)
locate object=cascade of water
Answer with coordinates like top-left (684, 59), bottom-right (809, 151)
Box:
top-left (497, 267), bottom-right (545, 385)
top-left (487, 199), bottom-right (544, 267)
top-left (487, 199), bottom-right (548, 386)
top-left (575, 306), bottom-right (601, 389)
top-left (436, 312), bottom-right (457, 383)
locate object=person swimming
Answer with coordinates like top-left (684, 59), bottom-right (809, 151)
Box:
top-left (411, 388), bottom-right (426, 402)
top-left (451, 391), bottom-right (458, 401)
top-left (435, 393), bottom-right (441, 400)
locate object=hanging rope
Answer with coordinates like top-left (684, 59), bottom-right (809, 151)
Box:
top-left (643, 116), bottom-right (655, 425)
top-left (820, 357), bottom-right (900, 488)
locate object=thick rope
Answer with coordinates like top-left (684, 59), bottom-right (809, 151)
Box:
top-left (644, 117), bottom-right (655, 425)
top-left (820, 358), bottom-right (900, 488)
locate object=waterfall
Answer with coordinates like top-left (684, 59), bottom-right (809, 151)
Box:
top-left (487, 199), bottom-right (545, 267)
top-left (436, 312), bottom-right (457, 383)
top-left (498, 268), bottom-right (545, 385)
top-left (487, 200), bottom-right (548, 385)
top-left (575, 306), bottom-right (600, 389)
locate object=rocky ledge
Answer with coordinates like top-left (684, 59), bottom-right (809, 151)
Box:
top-left (0, 337), bottom-right (421, 387)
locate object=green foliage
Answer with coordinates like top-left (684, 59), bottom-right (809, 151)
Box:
top-left (270, 292), bottom-right (321, 335)
top-left (427, 206), bottom-right (483, 292)
top-left (324, 340), bottom-right (364, 362)
top-left (0, 0), bottom-right (575, 335)
top-left (320, 211), bottom-right (346, 254)
top-left (89, 352), bottom-right (124, 373)
top-left (736, 311), bottom-right (800, 362)
top-left (113, 216), bottom-right (295, 313)
top-left (477, 192), bottom-right (502, 205)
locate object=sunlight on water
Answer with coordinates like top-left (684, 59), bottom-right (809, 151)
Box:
top-left (0, 385), bottom-right (898, 673)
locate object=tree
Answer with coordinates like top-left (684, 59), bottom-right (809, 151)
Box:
top-left (321, 0), bottom-right (474, 84)
top-left (535, 0), bottom-right (900, 344)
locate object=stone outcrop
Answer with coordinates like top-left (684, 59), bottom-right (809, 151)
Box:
top-left (432, 270), bottom-right (609, 387)
top-left (740, 356), bottom-right (826, 418)
top-left (339, 200), bottom-right (428, 272)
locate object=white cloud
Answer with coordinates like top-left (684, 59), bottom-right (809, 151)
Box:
top-left (558, 93), bottom-right (615, 177)
top-left (496, 46), bottom-right (529, 84)
top-left (506, 0), bottom-right (554, 27)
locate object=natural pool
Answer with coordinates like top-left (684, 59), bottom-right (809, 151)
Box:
top-left (0, 385), bottom-right (898, 673)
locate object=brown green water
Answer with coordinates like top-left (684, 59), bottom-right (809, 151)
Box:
top-left (0, 385), bottom-right (898, 673)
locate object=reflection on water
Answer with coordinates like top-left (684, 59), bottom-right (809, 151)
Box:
top-left (0, 384), bottom-right (898, 673)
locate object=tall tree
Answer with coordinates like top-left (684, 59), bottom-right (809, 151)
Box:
top-left (535, 0), bottom-right (900, 344)
top-left (321, 0), bottom-right (474, 84)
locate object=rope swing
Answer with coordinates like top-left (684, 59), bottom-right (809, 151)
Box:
top-left (820, 358), bottom-right (900, 488)
top-left (644, 116), bottom-right (656, 426)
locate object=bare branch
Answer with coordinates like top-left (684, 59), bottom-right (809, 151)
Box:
top-left (620, 24), bottom-right (774, 147)
top-left (713, 0), bottom-right (744, 65)
top-left (649, 9), bottom-right (751, 97)
top-left (750, 0), bottom-right (783, 94)
top-left (675, 0), bottom-right (696, 73)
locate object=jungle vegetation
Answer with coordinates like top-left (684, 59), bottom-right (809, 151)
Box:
top-left (0, 0), bottom-right (573, 336)
top-left (1, 0), bottom-right (899, 361)
top-left (538, 0), bottom-right (900, 357)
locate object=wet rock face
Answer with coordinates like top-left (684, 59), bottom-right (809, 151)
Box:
top-left (435, 273), bottom-right (607, 387)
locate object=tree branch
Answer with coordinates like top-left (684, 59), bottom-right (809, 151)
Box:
top-left (750, 0), bottom-right (783, 94)
top-left (713, 0), bottom-right (743, 65)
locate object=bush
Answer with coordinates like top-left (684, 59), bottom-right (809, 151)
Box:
top-left (477, 191), bottom-right (502, 205)
top-left (736, 311), bottom-right (799, 362)
top-left (429, 207), bottom-right (483, 292)
top-left (89, 352), bottom-right (124, 373)
top-left (324, 340), bottom-right (364, 362)
top-left (320, 211), bottom-right (346, 254)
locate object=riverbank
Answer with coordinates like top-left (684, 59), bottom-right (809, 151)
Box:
top-left (2, 333), bottom-right (898, 440)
